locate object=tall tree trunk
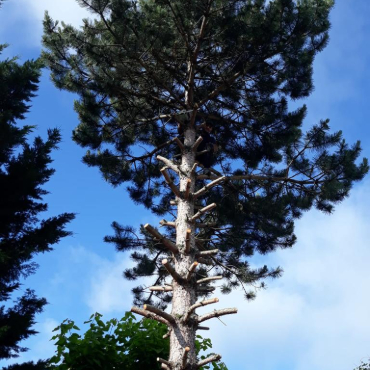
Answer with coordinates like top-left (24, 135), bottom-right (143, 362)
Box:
top-left (169, 127), bottom-right (197, 369)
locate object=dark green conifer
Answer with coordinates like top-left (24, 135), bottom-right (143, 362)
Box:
top-left (0, 11), bottom-right (75, 365)
top-left (42, 1), bottom-right (368, 369)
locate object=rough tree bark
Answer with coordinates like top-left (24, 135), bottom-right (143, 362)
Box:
top-left (133, 127), bottom-right (237, 370)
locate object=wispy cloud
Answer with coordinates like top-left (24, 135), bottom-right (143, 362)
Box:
top-left (207, 179), bottom-right (370, 370)
top-left (0, 0), bottom-right (90, 48)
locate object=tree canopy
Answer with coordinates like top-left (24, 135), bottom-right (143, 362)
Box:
top-left (48, 312), bottom-right (227, 370)
top-left (42, 0), bottom-right (368, 368)
top-left (0, 10), bottom-right (75, 363)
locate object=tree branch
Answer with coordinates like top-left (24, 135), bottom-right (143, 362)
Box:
top-left (160, 219), bottom-right (176, 228)
top-left (197, 276), bottom-right (223, 284)
top-left (193, 176), bottom-right (226, 199)
top-left (186, 261), bottom-right (199, 281)
top-left (144, 224), bottom-right (179, 254)
top-left (160, 168), bottom-right (181, 197)
top-left (157, 155), bottom-right (180, 174)
top-left (143, 304), bottom-right (176, 324)
top-left (198, 308), bottom-right (238, 323)
top-left (162, 259), bottom-right (184, 283)
top-left (131, 306), bottom-right (172, 326)
top-left (197, 354), bottom-right (222, 368)
top-left (182, 347), bottom-right (190, 368)
top-left (185, 228), bottom-right (192, 254)
top-left (184, 298), bottom-right (219, 322)
top-left (190, 203), bottom-right (217, 222)
top-left (149, 285), bottom-right (173, 292)
top-left (157, 358), bottom-right (173, 368)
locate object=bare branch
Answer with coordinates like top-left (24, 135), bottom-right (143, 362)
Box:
top-left (198, 308), bottom-right (238, 324)
top-left (199, 249), bottom-right (219, 256)
top-left (160, 219), bottom-right (176, 228)
top-left (163, 328), bottom-right (172, 339)
top-left (193, 176), bottom-right (226, 199)
top-left (192, 136), bottom-right (203, 152)
top-left (160, 168), bottom-right (181, 197)
top-left (157, 155), bottom-right (180, 174)
top-left (144, 224), bottom-right (179, 254)
top-left (184, 298), bottom-right (219, 322)
top-left (185, 228), bottom-right (192, 254)
top-left (143, 304), bottom-right (176, 324)
top-left (184, 179), bottom-right (192, 200)
top-left (175, 137), bottom-right (185, 151)
top-left (149, 285), bottom-right (173, 292)
top-left (157, 358), bottom-right (172, 368)
top-left (182, 347), bottom-right (190, 368)
top-left (186, 261), bottom-right (199, 281)
top-left (162, 259), bottom-right (184, 283)
top-left (197, 354), bottom-right (222, 368)
top-left (190, 203), bottom-right (217, 222)
top-left (191, 162), bottom-right (198, 175)
top-left (131, 306), bottom-right (171, 326)
top-left (197, 276), bottom-right (223, 284)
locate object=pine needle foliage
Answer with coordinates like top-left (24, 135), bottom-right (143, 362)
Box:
top-left (42, 0), bottom-right (367, 368)
top-left (0, 34), bottom-right (75, 364)
top-left (42, 0), bottom-right (367, 304)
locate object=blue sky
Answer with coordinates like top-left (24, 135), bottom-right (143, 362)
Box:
top-left (1, 1), bottom-right (370, 369)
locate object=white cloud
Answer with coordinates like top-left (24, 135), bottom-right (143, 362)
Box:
top-left (0, 0), bottom-right (90, 47)
top-left (205, 180), bottom-right (370, 370)
top-left (85, 251), bottom-right (140, 314)
top-left (26, 0), bottom-right (91, 28)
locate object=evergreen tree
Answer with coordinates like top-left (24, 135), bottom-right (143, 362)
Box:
top-left (0, 11), bottom-right (75, 366)
top-left (42, 1), bottom-right (368, 369)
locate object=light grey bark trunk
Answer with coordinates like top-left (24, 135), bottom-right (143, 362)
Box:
top-left (169, 127), bottom-right (197, 370)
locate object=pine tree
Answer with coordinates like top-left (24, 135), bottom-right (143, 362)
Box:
top-left (0, 23), bottom-right (75, 365)
top-left (42, 1), bottom-right (368, 369)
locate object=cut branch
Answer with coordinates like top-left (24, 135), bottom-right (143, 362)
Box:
top-left (197, 354), bottom-right (222, 368)
top-left (199, 249), bottom-right (219, 256)
top-left (162, 259), bottom-right (184, 283)
top-left (163, 328), bottom-right (172, 339)
top-left (186, 261), bottom-right (199, 281)
top-left (191, 162), bottom-right (198, 175)
top-left (175, 137), bottom-right (185, 151)
top-left (197, 276), bottom-right (223, 284)
top-left (144, 224), bottom-right (179, 254)
top-left (143, 304), bottom-right (176, 324)
top-left (197, 326), bottom-right (209, 330)
top-left (161, 364), bottom-right (170, 370)
top-left (149, 285), bottom-right (173, 292)
top-left (190, 203), bottom-right (217, 222)
top-left (157, 155), bottom-right (180, 174)
top-left (192, 136), bottom-right (203, 152)
top-left (184, 179), bottom-right (192, 200)
top-left (185, 228), bottom-right (191, 254)
top-left (184, 298), bottom-right (219, 322)
top-left (182, 347), bottom-right (190, 368)
top-left (157, 357), bottom-right (172, 368)
top-left (160, 219), bottom-right (176, 228)
top-left (198, 308), bottom-right (238, 324)
top-left (193, 176), bottom-right (226, 199)
top-left (131, 306), bottom-right (171, 326)
top-left (160, 168), bottom-right (181, 197)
